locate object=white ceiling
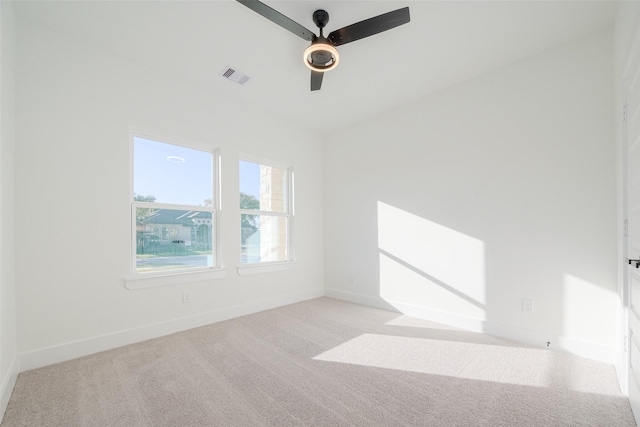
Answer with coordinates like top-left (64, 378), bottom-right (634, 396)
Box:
top-left (12, 0), bottom-right (619, 136)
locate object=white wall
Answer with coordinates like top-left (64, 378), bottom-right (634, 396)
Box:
top-left (0, 0), bottom-right (18, 416)
top-left (15, 20), bottom-right (324, 368)
top-left (324, 29), bottom-right (616, 363)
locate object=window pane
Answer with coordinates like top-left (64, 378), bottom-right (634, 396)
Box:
top-left (134, 137), bottom-right (213, 206)
top-left (136, 207), bottom-right (213, 273)
top-left (239, 160), bottom-right (287, 212)
top-left (241, 214), bottom-right (287, 263)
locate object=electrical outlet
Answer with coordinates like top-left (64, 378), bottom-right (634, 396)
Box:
top-left (182, 291), bottom-right (191, 304)
top-left (522, 298), bottom-right (534, 314)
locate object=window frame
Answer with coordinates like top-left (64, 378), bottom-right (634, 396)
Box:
top-left (125, 129), bottom-right (224, 289)
top-left (238, 154), bottom-right (295, 272)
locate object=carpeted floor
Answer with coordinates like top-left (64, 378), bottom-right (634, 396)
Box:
top-left (1, 297), bottom-right (636, 426)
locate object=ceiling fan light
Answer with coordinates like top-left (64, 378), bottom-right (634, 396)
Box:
top-left (303, 43), bottom-right (340, 72)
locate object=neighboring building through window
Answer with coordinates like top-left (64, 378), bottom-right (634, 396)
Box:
top-left (132, 132), bottom-right (218, 275)
top-left (239, 157), bottom-right (293, 264)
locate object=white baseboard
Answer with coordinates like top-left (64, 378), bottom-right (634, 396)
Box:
top-left (20, 288), bottom-right (324, 372)
top-left (0, 355), bottom-right (19, 419)
top-left (325, 287), bottom-right (616, 365)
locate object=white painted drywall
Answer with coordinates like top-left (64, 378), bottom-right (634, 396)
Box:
top-left (0, 0), bottom-right (18, 415)
top-left (14, 20), bottom-right (324, 359)
top-left (324, 29), bottom-right (616, 360)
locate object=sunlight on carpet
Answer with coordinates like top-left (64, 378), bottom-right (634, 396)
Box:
top-left (313, 333), bottom-right (621, 396)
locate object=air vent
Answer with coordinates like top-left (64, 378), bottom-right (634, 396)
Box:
top-left (220, 67), bottom-right (250, 85)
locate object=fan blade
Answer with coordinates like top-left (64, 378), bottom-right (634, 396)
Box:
top-left (236, 0), bottom-right (315, 41)
top-left (327, 7), bottom-right (410, 46)
top-left (311, 71), bottom-right (324, 91)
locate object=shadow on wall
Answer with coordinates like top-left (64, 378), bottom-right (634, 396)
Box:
top-left (377, 201), bottom-right (486, 321)
top-left (373, 200), bottom-right (618, 361)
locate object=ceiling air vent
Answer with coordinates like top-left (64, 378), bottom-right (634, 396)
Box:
top-left (220, 67), bottom-right (250, 85)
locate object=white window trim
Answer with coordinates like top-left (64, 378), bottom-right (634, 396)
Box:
top-left (237, 261), bottom-right (297, 276)
top-left (239, 153), bottom-right (289, 171)
top-left (128, 129), bottom-right (222, 288)
top-left (239, 154), bottom-right (295, 269)
top-left (124, 268), bottom-right (226, 290)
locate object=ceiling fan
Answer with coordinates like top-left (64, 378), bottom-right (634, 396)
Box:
top-left (236, 0), bottom-right (410, 91)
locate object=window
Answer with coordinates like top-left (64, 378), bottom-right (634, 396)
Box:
top-left (130, 132), bottom-right (219, 278)
top-left (239, 156), bottom-right (293, 265)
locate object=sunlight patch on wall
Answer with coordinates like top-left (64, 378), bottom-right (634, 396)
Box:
top-left (377, 201), bottom-right (486, 318)
top-left (562, 274), bottom-right (616, 346)
top-left (313, 333), bottom-right (621, 396)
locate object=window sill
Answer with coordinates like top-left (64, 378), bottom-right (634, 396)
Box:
top-left (237, 261), bottom-right (297, 276)
top-left (124, 268), bottom-right (226, 290)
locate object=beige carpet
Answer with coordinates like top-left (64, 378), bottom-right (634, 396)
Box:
top-left (1, 297), bottom-right (636, 426)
